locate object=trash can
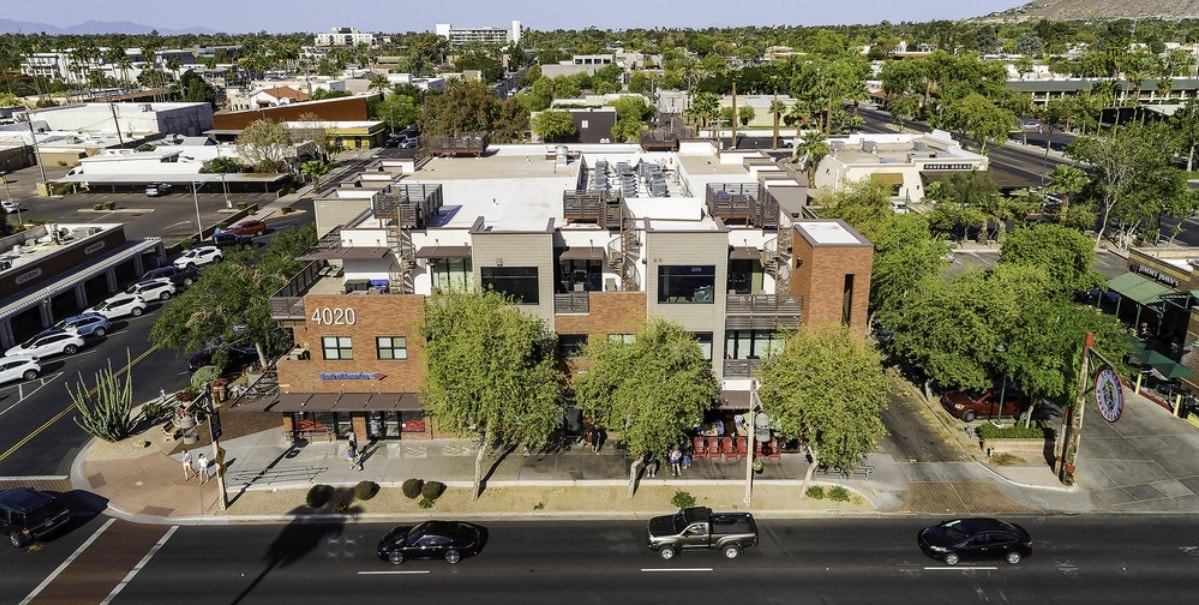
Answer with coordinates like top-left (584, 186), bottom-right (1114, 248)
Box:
top-left (179, 412), bottom-right (199, 445)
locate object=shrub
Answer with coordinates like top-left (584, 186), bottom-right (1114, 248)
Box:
top-left (354, 480), bottom-right (379, 500)
top-left (281, 206), bottom-right (296, 215)
top-left (402, 478), bottom-right (424, 499)
top-left (976, 423), bottom-right (1051, 440)
top-left (306, 484), bottom-right (331, 508)
top-left (175, 387), bottom-right (200, 403)
top-left (671, 490), bottom-right (697, 510)
top-left (234, 202), bottom-right (247, 210)
top-left (217, 220), bottom-right (229, 228)
top-left (805, 485), bottom-right (825, 499)
top-left (421, 480), bottom-right (446, 500)
top-left (828, 486), bottom-right (850, 502)
top-left (418, 497), bottom-right (435, 509)
top-left (332, 500), bottom-right (349, 513)
top-left (533, 501), bottom-right (545, 510)
top-left (103, 200), bottom-right (116, 210)
top-left (141, 400), bottom-right (168, 422)
top-left (180, 236), bottom-right (196, 250)
top-left (190, 366), bottom-right (221, 390)
top-left (92, 203), bottom-right (102, 210)
top-left (53, 183), bottom-right (71, 195)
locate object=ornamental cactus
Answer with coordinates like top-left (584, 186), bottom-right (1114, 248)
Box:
top-left (69, 354), bottom-right (135, 442)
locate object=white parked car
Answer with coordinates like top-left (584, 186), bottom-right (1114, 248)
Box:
top-left (125, 277), bottom-right (177, 301)
top-left (3, 330), bottom-right (85, 360)
top-left (0, 357), bottom-right (41, 384)
top-left (173, 245), bottom-right (223, 270)
top-left (88, 293), bottom-right (148, 320)
top-left (1, 200), bottom-right (25, 213)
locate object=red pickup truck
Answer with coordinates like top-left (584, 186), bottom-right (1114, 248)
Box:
top-left (941, 388), bottom-right (1031, 423)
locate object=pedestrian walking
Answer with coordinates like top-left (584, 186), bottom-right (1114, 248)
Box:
top-left (346, 429), bottom-right (358, 452)
top-left (591, 426), bottom-right (604, 454)
top-left (644, 454), bottom-right (659, 479)
top-left (347, 445), bottom-right (361, 471)
top-left (682, 445), bottom-right (692, 470)
top-left (182, 450), bottom-right (195, 480)
top-left (197, 453), bottom-right (210, 484)
top-left (668, 447), bottom-right (682, 477)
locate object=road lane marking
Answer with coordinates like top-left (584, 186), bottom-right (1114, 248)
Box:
top-left (641, 568), bottom-right (713, 572)
top-left (358, 570), bottom-right (431, 575)
top-left (100, 525), bottom-right (178, 605)
top-left (923, 566), bottom-right (998, 571)
top-left (0, 345), bottom-right (158, 462)
top-left (20, 518), bottom-right (116, 605)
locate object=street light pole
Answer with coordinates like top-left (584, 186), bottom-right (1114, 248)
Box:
top-left (192, 181), bottom-right (203, 242)
top-left (743, 380), bottom-right (761, 506)
top-left (220, 172), bottom-right (231, 209)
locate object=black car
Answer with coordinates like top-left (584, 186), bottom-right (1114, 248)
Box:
top-left (212, 231), bottom-right (254, 249)
top-left (187, 345), bottom-right (258, 372)
top-left (918, 518), bottom-right (1032, 566)
top-left (376, 520), bottom-right (483, 565)
top-left (0, 487), bottom-right (71, 548)
top-left (142, 265), bottom-right (198, 288)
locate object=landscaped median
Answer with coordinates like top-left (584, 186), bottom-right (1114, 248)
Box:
top-left (976, 422), bottom-right (1055, 466)
top-left (226, 481), bottom-right (875, 519)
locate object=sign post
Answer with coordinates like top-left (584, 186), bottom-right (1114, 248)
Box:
top-left (209, 407), bottom-right (228, 511)
top-left (1055, 332), bottom-right (1125, 485)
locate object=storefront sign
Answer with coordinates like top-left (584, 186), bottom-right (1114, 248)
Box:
top-left (319, 371), bottom-right (387, 381)
top-left (15, 268), bottom-right (42, 285)
top-left (1094, 366), bottom-right (1125, 423)
top-left (922, 163), bottom-right (973, 171)
top-left (84, 241), bottom-right (106, 255)
top-left (1129, 263), bottom-right (1181, 288)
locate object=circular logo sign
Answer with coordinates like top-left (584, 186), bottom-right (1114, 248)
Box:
top-left (1094, 366), bottom-right (1125, 423)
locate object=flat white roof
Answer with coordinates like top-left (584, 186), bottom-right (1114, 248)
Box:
top-left (796, 221), bottom-right (864, 245)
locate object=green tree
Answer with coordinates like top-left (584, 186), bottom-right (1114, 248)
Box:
top-left (203, 156), bottom-right (246, 174)
top-left (887, 94), bottom-right (921, 132)
top-left (756, 323), bottom-right (888, 495)
top-left (300, 160), bottom-right (331, 189)
top-left (490, 97), bottom-right (530, 144)
top-left (420, 290), bottom-right (563, 500)
top-left (574, 318), bottom-right (717, 498)
top-left (941, 93), bottom-right (1016, 154)
top-left (1170, 99), bottom-right (1199, 172)
top-left (768, 95), bottom-right (787, 149)
top-left (419, 80), bottom-right (499, 136)
top-left (792, 131), bottom-right (830, 184)
top-left (375, 93), bottom-right (419, 135)
top-left (235, 119), bottom-right (292, 173)
top-left (999, 223), bottom-right (1104, 297)
top-left (531, 110), bottom-right (577, 142)
top-left (1044, 164), bottom-right (1089, 222)
top-left (150, 224), bottom-right (316, 368)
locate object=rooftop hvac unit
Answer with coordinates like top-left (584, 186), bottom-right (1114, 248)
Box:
top-left (913, 141), bottom-right (927, 151)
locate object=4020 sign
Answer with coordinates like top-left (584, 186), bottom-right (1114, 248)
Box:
top-left (311, 307), bottom-right (357, 326)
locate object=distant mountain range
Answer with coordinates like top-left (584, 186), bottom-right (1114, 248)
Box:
top-left (986, 0), bottom-right (1199, 20)
top-left (0, 19), bottom-right (217, 35)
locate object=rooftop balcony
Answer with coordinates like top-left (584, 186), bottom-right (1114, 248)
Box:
top-left (706, 183), bottom-right (779, 229)
top-left (725, 294), bottom-right (802, 330)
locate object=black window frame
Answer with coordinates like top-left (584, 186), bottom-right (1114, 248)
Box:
top-left (376, 336), bottom-right (408, 360)
top-left (321, 336), bottom-right (354, 360)
top-left (481, 266), bottom-right (540, 305)
top-left (657, 265), bottom-right (716, 304)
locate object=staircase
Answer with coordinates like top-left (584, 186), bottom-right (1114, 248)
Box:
top-left (385, 209), bottom-right (416, 293)
top-left (761, 237), bottom-right (791, 295)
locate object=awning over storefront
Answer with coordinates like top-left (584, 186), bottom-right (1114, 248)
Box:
top-left (414, 245), bottom-right (472, 259)
top-left (870, 172), bottom-right (904, 185)
top-left (1108, 272), bottom-right (1174, 306)
top-left (273, 393), bottom-right (311, 412)
top-left (729, 247), bottom-right (760, 261)
top-left (268, 392), bottom-right (424, 412)
top-left (559, 246), bottom-right (606, 262)
top-left (228, 394), bottom-right (279, 412)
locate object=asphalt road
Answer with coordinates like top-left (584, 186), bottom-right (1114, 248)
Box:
top-left (5, 516), bottom-right (1199, 603)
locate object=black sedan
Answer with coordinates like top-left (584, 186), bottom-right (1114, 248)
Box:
top-left (918, 518), bottom-right (1032, 566)
top-left (376, 520), bottom-right (483, 565)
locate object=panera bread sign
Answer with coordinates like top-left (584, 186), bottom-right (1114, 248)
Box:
top-left (15, 268), bottom-right (42, 285)
top-left (1129, 263), bottom-right (1182, 288)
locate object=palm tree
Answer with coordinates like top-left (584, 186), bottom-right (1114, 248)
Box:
top-left (367, 72), bottom-right (390, 97)
top-left (1045, 164), bottom-right (1088, 222)
top-left (793, 131), bottom-right (830, 185)
top-left (769, 92), bottom-right (786, 150)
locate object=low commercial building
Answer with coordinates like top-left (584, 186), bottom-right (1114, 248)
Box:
top-left (0, 223), bottom-right (165, 348)
top-left (234, 143), bottom-right (871, 444)
top-left (25, 102), bottom-right (214, 138)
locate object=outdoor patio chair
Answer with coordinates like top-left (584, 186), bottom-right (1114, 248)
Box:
top-left (692, 436), bottom-right (707, 459)
top-left (735, 437), bottom-right (749, 461)
top-left (706, 437), bottom-right (722, 460)
top-left (719, 437), bottom-right (736, 462)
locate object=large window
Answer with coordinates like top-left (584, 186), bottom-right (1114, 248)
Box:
top-left (842, 274), bottom-right (855, 325)
top-left (692, 332), bottom-right (713, 360)
top-left (557, 334), bottom-right (588, 358)
top-left (481, 266), bottom-right (539, 304)
top-left (429, 257), bottom-right (473, 292)
top-left (322, 336), bottom-right (353, 360)
top-left (376, 336), bottom-right (408, 360)
top-left (658, 265), bottom-right (716, 304)
top-left (725, 330), bottom-right (783, 360)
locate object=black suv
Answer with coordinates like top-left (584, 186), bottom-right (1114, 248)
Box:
top-left (0, 487), bottom-right (71, 548)
top-left (142, 265), bottom-right (199, 288)
top-left (212, 231), bottom-right (254, 249)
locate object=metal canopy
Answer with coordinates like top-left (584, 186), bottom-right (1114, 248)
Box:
top-left (729, 246), bottom-right (760, 261)
top-left (414, 245), bottom-right (472, 259)
top-left (559, 246), bottom-right (606, 262)
top-left (1107, 272), bottom-right (1173, 307)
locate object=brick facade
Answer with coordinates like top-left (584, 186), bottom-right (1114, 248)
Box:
top-left (790, 223), bottom-right (873, 340)
top-left (275, 293), bottom-right (427, 395)
top-left (553, 292), bottom-right (648, 335)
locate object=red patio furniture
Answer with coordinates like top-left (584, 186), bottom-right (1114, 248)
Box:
top-left (735, 437), bottom-right (749, 461)
top-left (706, 437), bottom-right (722, 460)
top-left (692, 436), bottom-right (707, 458)
top-left (765, 437), bottom-right (782, 460)
top-left (719, 437), bottom-right (736, 462)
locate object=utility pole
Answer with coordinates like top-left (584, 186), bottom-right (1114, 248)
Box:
top-left (24, 116), bottom-right (49, 194)
top-left (108, 97), bottom-right (125, 147)
top-left (730, 77), bottom-right (737, 151)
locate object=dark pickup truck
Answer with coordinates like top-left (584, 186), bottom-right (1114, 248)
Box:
top-left (646, 506), bottom-right (759, 560)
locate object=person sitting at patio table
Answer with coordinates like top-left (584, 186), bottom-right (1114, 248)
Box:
top-left (715, 419), bottom-right (725, 437)
top-left (734, 414), bottom-right (748, 436)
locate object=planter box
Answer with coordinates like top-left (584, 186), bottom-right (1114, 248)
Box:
top-left (980, 437), bottom-right (1052, 460)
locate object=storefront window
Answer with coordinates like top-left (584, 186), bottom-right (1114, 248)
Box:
top-left (725, 330), bottom-right (783, 359)
top-left (430, 257), bottom-right (473, 292)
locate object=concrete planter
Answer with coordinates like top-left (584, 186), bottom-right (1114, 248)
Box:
top-left (980, 437), bottom-right (1051, 460)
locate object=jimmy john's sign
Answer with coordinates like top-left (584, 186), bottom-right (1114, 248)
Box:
top-left (1129, 263), bottom-right (1182, 288)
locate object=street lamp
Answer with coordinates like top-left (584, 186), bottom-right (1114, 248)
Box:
top-left (994, 342), bottom-right (1008, 425)
top-left (219, 172), bottom-right (231, 209)
top-left (743, 380), bottom-right (769, 506)
top-left (191, 181), bottom-right (204, 242)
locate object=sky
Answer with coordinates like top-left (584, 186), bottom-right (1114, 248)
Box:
top-left (4, 0), bottom-right (1028, 33)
